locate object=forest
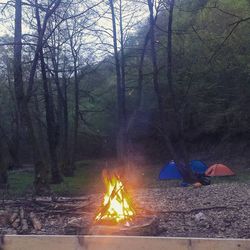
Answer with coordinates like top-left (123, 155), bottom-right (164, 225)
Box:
top-left (0, 0), bottom-right (250, 195)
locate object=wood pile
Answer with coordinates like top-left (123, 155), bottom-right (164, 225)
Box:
top-left (1, 207), bottom-right (41, 233)
top-left (0, 196), bottom-right (97, 234)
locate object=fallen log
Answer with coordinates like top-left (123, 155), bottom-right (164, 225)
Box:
top-left (9, 212), bottom-right (18, 224)
top-left (30, 212), bottom-right (42, 231)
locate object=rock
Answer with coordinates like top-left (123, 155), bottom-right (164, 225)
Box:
top-left (64, 218), bottom-right (83, 234)
top-left (194, 212), bottom-right (207, 222)
top-left (35, 196), bottom-right (52, 202)
top-left (67, 218), bottom-right (83, 228)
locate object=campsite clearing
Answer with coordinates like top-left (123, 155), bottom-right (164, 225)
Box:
top-left (1, 161), bottom-right (249, 237)
top-left (1, 182), bottom-right (249, 238)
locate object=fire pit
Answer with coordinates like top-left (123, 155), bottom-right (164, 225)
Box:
top-left (89, 169), bottom-right (159, 236)
top-left (90, 215), bottom-right (159, 236)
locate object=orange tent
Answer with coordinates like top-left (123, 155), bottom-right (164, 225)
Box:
top-left (205, 164), bottom-right (235, 177)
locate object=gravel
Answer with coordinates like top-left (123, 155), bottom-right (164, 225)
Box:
top-left (0, 182), bottom-right (249, 238)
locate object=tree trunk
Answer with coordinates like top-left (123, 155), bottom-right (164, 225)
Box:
top-left (23, 100), bottom-right (50, 194)
top-left (40, 49), bottom-right (63, 184)
top-left (14, 0), bottom-right (50, 194)
top-left (8, 131), bottom-right (21, 169)
top-left (0, 138), bottom-right (8, 187)
top-left (147, 0), bottom-right (177, 160)
top-left (53, 54), bottom-right (64, 162)
top-left (13, 0), bottom-right (24, 120)
top-left (13, 0), bottom-right (23, 169)
top-left (62, 75), bottom-right (72, 176)
top-left (34, 0), bottom-right (62, 184)
top-left (34, 93), bottom-right (48, 163)
top-left (109, 0), bottom-right (127, 162)
top-left (166, 0), bottom-right (188, 163)
top-left (54, 65), bottom-right (72, 176)
top-left (69, 56), bottom-right (79, 172)
top-left (126, 30), bottom-right (150, 133)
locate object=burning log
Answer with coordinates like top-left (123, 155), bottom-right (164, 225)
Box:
top-left (90, 169), bottom-right (159, 236)
top-left (95, 170), bottom-right (135, 224)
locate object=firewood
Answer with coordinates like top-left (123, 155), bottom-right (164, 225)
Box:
top-left (18, 207), bottom-right (29, 232)
top-left (19, 207), bottom-right (25, 219)
top-left (30, 212), bottom-right (42, 230)
top-left (55, 197), bottom-right (90, 203)
top-left (21, 219), bottom-right (29, 232)
top-left (12, 218), bottom-right (20, 229)
top-left (0, 210), bottom-right (9, 226)
top-left (10, 212), bottom-right (18, 224)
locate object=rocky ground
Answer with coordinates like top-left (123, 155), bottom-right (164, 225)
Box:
top-left (0, 183), bottom-right (249, 238)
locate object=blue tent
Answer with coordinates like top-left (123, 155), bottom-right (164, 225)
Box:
top-left (190, 160), bottom-right (208, 174)
top-left (159, 161), bottom-right (182, 180)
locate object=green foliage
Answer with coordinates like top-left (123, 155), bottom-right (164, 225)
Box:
top-left (81, 0), bottom-right (250, 146)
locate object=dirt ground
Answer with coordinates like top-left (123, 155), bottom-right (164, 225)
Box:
top-left (0, 182), bottom-right (250, 238)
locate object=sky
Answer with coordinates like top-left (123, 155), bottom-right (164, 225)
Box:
top-left (0, 0), bottom-right (150, 65)
top-left (0, 0), bottom-right (149, 37)
top-left (0, 0), bottom-right (13, 36)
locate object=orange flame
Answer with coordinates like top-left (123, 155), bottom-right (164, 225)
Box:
top-left (95, 170), bottom-right (135, 224)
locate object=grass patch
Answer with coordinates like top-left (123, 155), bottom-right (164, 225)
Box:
top-left (52, 160), bottom-right (103, 196)
top-left (7, 170), bottom-right (34, 197)
top-left (3, 160), bottom-right (250, 198)
top-left (4, 160), bottom-right (103, 198)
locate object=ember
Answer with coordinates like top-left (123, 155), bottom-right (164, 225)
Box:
top-left (95, 170), bottom-right (135, 224)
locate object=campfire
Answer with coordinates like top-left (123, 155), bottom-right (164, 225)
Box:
top-left (90, 169), bottom-right (158, 236)
top-left (95, 170), bottom-right (135, 224)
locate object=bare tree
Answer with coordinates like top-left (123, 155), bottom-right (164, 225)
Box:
top-left (147, 0), bottom-right (177, 160)
top-left (34, 1), bottom-right (63, 184)
top-left (12, 0), bottom-right (64, 194)
top-left (108, 0), bottom-right (128, 162)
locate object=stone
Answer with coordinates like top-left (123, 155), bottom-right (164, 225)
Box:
top-left (194, 212), bottom-right (207, 222)
top-left (89, 216), bottom-right (159, 236)
top-left (64, 218), bottom-right (83, 235)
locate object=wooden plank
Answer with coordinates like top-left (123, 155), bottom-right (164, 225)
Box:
top-left (2, 235), bottom-right (250, 250)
